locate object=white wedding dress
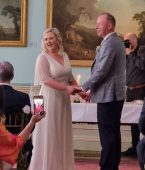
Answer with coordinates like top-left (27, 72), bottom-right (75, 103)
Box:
top-left (29, 52), bottom-right (74, 170)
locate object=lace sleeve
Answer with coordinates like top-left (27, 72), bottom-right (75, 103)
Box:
top-left (34, 53), bottom-right (52, 85)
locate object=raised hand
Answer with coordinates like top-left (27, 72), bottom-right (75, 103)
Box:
top-left (31, 111), bottom-right (46, 123)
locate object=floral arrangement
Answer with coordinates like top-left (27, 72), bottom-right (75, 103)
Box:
top-left (22, 105), bottom-right (31, 114)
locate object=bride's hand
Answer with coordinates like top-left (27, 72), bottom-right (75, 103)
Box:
top-left (66, 85), bottom-right (82, 95)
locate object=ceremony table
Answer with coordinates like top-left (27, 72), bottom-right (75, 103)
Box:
top-left (71, 102), bottom-right (143, 124)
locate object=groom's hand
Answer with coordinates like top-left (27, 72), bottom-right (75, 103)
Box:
top-left (78, 90), bottom-right (91, 102)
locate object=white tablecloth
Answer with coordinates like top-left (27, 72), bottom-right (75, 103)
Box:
top-left (71, 102), bottom-right (143, 124)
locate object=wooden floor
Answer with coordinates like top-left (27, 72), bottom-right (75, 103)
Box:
top-left (75, 158), bottom-right (140, 170)
top-left (74, 150), bottom-right (140, 170)
top-left (73, 123), bottom-right (140, 169)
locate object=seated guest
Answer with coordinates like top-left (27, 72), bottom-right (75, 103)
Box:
top-left (0, 86), bottom-right (45, 169)
top-left (0, 61), bottom-right (32, 168)
top-left (137, 98), bottom-right (145, 170)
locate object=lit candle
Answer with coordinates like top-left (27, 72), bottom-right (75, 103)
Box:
top-left (76, 74), bottom-right (81, 85)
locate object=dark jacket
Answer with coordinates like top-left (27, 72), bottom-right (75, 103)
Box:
top-left (2, 85), bottom-right (30, 114)
top-left (139, 98), bottom-right (145, 135)
top-left (126, 46), bottom-right (145, 86)
top-left (1, 85), bottom-right (31, 133)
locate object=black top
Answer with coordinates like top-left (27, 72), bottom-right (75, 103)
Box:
top-left (126, 46), bottom-right (145, 86)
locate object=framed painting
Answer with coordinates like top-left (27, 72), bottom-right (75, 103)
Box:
top-left (46, 0), bottom-right (145, 66)
top-left (0, 0), bottom-right (27, 47)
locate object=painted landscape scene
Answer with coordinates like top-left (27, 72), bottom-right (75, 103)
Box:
top-left (52, 0), bottom-right (145, 61)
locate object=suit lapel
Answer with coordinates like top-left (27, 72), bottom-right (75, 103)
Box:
top-left (91, 33), bottom-right (116, 72)
top-left (91, 45), bottom-right (102, 71)
top-left (91, 59), bottom-right (96, 71)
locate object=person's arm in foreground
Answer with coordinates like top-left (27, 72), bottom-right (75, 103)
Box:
top-left (18, 112), bottom-right (45, 143)
top-left (0, 113), bottom-right (45, 167)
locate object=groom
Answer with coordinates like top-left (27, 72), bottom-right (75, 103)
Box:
top-left (81, 13), bottom-right (126, 170)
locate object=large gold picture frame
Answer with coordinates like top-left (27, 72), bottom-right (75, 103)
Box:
top-left (46, 0), bottom-right (95, 67)
top-left (0, 0), bottom-right (27, 47)
top-left (46, 0), bottom-right (145, 67)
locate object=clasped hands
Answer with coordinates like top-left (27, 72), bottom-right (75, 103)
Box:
top-left (67, 85), bottom-right (90, 102)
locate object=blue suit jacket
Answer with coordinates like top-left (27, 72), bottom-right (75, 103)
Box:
top-left (1, 85), bottom-right (31, 133)
top-left (2, 85), bottom-right (30, 114)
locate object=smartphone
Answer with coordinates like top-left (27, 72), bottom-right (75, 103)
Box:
top-left (33, 95), bottom-right (44, 115)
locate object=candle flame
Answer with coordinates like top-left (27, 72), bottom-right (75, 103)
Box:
top-left (76, 74), bottom-right (81, 85)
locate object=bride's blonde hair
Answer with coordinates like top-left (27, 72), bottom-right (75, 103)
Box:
top-left (41, 27), bottom-right (64, 55)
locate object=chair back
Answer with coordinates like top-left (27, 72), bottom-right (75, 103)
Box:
top-left (5, 112), bottom-right (27, 134)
